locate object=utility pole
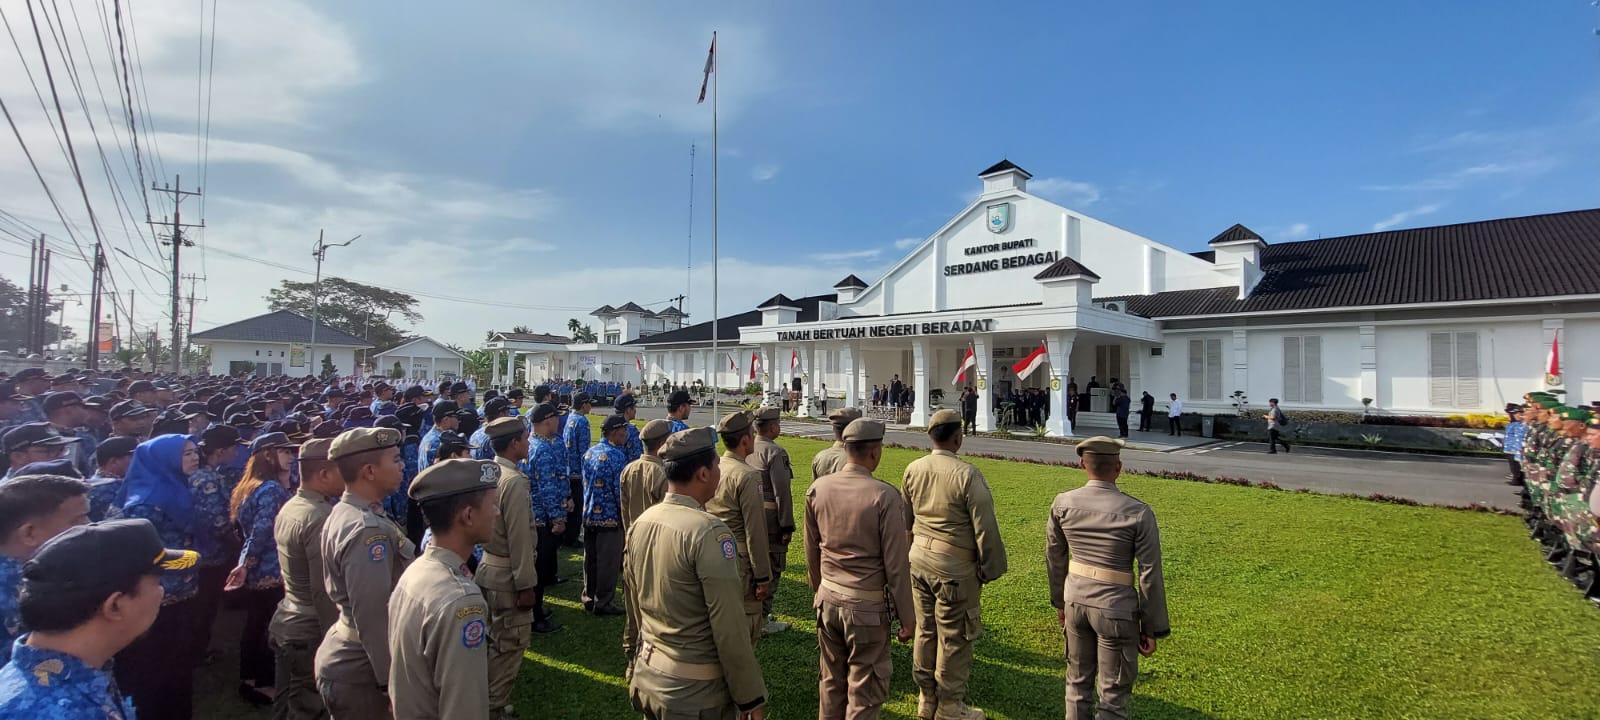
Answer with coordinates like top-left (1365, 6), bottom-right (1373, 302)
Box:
top-left (87, 246), bottom-right (105, 369)
top-left (35, 248), bottom-right (51, 358)
top-left (182, 273), bottom-right (202, 366)
top-left (150, 175), bottom-right (203, 373)
top-left (126, 289), bottom-right (135, 362)
top-left (310, 230), bottom-right (359, 380)
top-left (26, 236), bottom-right (39, 355)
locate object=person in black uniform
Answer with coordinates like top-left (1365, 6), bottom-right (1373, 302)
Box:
top-left (1114, 390), bottom-right (1131, 438)
top-left (1138, 391), bottom-right (1155, 432)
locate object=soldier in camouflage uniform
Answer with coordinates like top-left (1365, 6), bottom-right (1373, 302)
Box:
top-left (1552, 408), bottom-right (1596, 580)
top-left (1518, 399), bottom-right (1548, 517)
top-left (1536, 405), bottom-right (1582, 561)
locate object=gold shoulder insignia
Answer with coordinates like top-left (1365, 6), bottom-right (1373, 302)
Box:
top-left (31, 658), bottom-right (64, 686)
top-left (456, 604), bottom-right (486, 619)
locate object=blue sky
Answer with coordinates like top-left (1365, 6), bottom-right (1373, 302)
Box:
top-left (1, 1), bottom-right (1596, 348)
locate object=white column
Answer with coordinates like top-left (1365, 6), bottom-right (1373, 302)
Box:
top-left (1232, 329), bottom-right (1249, 400)
top-left (491, 350), bottom-right (501, 387)
top-left (430, 356), bottom-right (437, 381)
top-left (800, 344), bottom-right (819, 417)
top-left (910, 339), bottom-right (930, 427)
top-left (1359, 325), bottom-right (1377, 408)
top-left (853, 341), bottom-right (869, 407)
top-left (1128, 343), bottom-right (1143, 397)
top-left (973, 335), bottom-right (994, 432)
top-left (842, 345), bottom-right (858, 408)
top-left (1045, 331), bottom-right (1075, 437)
top-left (505, 351), bottom-right (515, 387)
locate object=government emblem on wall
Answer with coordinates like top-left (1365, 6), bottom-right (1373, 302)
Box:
top-left (986, 203), bottom-right (1011, 234)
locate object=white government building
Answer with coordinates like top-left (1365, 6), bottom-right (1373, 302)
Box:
top-left (624, 160), bottom-right (1599, 436)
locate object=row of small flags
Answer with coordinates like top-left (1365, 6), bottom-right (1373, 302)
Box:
top-left (637, 349), bottom-right (809, 380)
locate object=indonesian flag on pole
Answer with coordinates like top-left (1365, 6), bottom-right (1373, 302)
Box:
top-left (791, 349), bottom-right (800, 372)
top-left (952, 345), bottom-right (976, 385)
top-left (636, 356), bottom-right (645, 373)
top-left (750, 350), bottom-right (762, 380)
top-left (1012, 343), bottom-right (1049, 381)
top-left (727, 353), bottom-right (738, 371)
top-left (1547, 334), bottom-right (1561, 382)
top-left (697, 33), bottom-right (716, 103)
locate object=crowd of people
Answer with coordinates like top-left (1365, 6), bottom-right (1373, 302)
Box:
top-left (0, 365), bottom-right (1174, 720)
top-left (1507, 392), bottom-right (1600, 604)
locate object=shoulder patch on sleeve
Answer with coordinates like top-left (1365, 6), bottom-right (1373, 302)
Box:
top-left (461, 618), bottom-right (486, 649)
top-left (366, 537), bottom-right (388, 563)
top-left (716, 531), bottom-right (736, 560)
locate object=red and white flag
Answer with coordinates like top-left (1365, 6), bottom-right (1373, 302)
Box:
top-left (750, 350), bottom-right (762, 380)
top-left (636, 356), bottom-right (645, 373)
top-left (697, 33), bottom-right (716, 104)
top-left (951, 345), bottom-right (976, 385)
top-left (790, 349), bottom-right (800, 372)
top-left (1547, 335), bottom-right (1562, 383)
top-left (727, 353), bottom-right (738, 371)
top-left (1012, 343), bottom-right (1049, 381)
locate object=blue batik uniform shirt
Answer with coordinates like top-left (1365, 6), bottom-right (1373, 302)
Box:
top-left (85, 473), bottom-right (122, 522)
top-left (582, 440), bottom-right (627, 529)
top-left (524, 434), bottom-right (569, 527)
top-left (562, 412), bottom-right (591, 480)
top-left (236, 481), bottom-right (292, 589)
top-left (0, 638), bottom-right (135, 719)
top-left (188, 466), bottom-right (232, 572)
top-left (420, 427), bottom-right (444, 469)
top-left (384, 441), bottom-right (420, 523)
top-left (470, 426), bottom-right (494, 461)
top-left (0, 555), bottom-right (22, 666)
top-left (1504, 420), bottom-right (1528, 460)
top-left (116, 503), bottom-right (198, 604)
top-left (622, 421), bottom-right (642, 463)
top-left (668, 418), bottom-right (690, 434)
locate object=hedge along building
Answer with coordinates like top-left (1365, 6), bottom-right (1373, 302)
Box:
top-left (630, 160), bottom-right (1600, 436)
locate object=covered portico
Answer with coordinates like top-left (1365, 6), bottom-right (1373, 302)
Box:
top-left (482, 331), bottom-right (571, 389)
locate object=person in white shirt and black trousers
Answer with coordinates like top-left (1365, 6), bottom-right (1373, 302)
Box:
top-left (1166, 394), bottom-right (1182, 436)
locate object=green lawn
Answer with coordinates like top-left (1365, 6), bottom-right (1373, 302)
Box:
top-left (201, 431), bottom-right (1600, 719)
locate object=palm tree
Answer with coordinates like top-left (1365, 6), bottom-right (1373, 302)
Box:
top-left (567, 318), bottom-right (597, 343)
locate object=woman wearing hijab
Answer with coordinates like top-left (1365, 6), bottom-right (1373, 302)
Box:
top-left (228, 431), bottom-right (299, 705)
top-left (114, 433), bottom-right (204, 719)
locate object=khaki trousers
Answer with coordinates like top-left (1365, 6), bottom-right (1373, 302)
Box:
top-left (316, 676), bottom-right (392, 720)
top-left (484, 587), bottom-right (533, 708)
top-left (1063, 603), bottom-right (1139, 720)
top-left (761, 539), bottom-right (787, 617)
top-left (909, 568), bottom-right (982, 702)
top-left (271, 638), bottom-right (327, 720)
top-left (736, 552), bottom-right (762, 643)
top-left (628, 658), bottom-right (737, 720)
top-left (817, 600), bottom-right (892, 720)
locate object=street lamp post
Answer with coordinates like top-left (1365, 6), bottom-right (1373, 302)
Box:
top-left (310, 230), bottom-right (360, 379)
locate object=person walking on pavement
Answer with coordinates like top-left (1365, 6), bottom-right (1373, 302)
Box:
top-left (805, 418), bottom-right (915, 719)
top-left (476, 417), bottom-right (538, 719)
top-left (386, 458), bottom-right (498, 720)
top-left (745, 407), bottom-right (794, 636)
top-left (901, 410), bottom-right (1007, 720)
top-left (1166, 394), bottom-right (1182, 436)
top-left (1046, 436), bottom-right (1170, 720)
top-left (1265, 399), bottom-right (1291, 454)
top-left (622, 427), bottom-right (768, 720)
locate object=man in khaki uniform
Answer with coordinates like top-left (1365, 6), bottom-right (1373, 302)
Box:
top-left (387, 458), bottom-right (498, 720)
top-left (623, 427), bottom-right (768, 720)
top-left (316, 427), bottom-right (416, 719)
top-left (746, 406), bottom-right (795, 636)
top-left (270, 437), bottom-right (342, 720)
top-left (475, 417), bottom-right (538, 719)
top-left (901, 410), bottom-right (1007, 720)
top-left (1045, 437), bottom-right (1170, 720)
top-left (708, 411), bottom-right (772, 642)
top-left (805, 419), bottom-right (915, 719)
top-left (620, 419), bottom-right (672, 532)
top-left (811, 407), bottom-right (861, 481)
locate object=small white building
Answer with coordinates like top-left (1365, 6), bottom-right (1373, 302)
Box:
top-left (481, 303), bottom-right (690, 388)
top-left (190, 310), bottom-right (371, 377)
top-left (371, 337), bottom-right (467, 382)
top-left (629, 159), bottom-right (1600, 433)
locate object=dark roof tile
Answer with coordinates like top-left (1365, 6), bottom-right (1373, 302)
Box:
top-left (1208, 223), bottom-right (1265, 245)
top-left (756, 294), bottom-right (797, 309)
top-left (833, 274), bottom-right (869, 289)
top-left (189, 310), bottom-right (371, 347)
top-left (614, 302), bottom-right (649, 314)
top-left (1033, 257), bottom-right (1101, 281)
top-left (627, 294), bottom-right (837, 346)
top-left (591, 304), bottom-right (616, 316)
top-left (978, 159), bottom-right (1031, 178)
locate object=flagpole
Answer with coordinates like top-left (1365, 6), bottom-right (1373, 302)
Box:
top-left (710, 31), bottom-right (720, 423)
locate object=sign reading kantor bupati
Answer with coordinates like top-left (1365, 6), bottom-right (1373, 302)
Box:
top-left (776, 319), bottom-right (995, 342)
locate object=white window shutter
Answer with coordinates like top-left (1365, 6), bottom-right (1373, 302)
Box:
top-left (1205, 338), bottom-right (1223, 400)
top-left (1188, 339), bottom-right (1204, 399)
top-left (1455, 331), bottom-right (1480, 408)
top-left (1428, 332), bottom-right (1455, 407)
top-left (1283, 336), bottom-right (1303, 402)
top-left (1303, 336), bottom-right (1323, 404)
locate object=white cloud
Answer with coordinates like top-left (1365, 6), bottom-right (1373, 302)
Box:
top-left (751, 163), bottom-right (780, 182)
top-left (893, 237), bottom-right (920, 250)
top-left (809, 249), bottom-right (880, 263)
top-left (1372, 204), bottom-right (1441, 231)
top-left (1027, 177), bottom-right (1101, 206)
top-left (1282, 223), bottom-right (1310, 241)
top-left (1361, 159), bottom-right (1557, 192)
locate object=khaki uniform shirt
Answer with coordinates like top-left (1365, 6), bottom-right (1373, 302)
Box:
top-left (803, 463), bottom-right (914, 625)
top-left (268, 487), bottom-right (338, 645)
top-left (477, 456), bottom-right (538, 593)
top-left (747, 436), bottom-right (797, 540)
top-left (316, 491), bottom-right (416, 685)
top-left (1045, 479), bottom-right (1170, 638)
top-left (620, 454), bottom-right (669, 534)
top-left (811, 441), bottom-right (847, 482)
top-left (387, 545), bottom-right (489, 720)
top-left (707, 453), bottom-right (772, 586)
top-left (901, 449), bottom-right (1008, 583)
top-left (622, 493), bottom-right (767, 707)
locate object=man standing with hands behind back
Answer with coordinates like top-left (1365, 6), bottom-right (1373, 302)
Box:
top-left (476, 417), bottom-right (539, 719)
top-left (1045, 436), bottom-right (1170, 720)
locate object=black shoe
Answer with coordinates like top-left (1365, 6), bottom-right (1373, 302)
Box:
top-left (532, 618), bottom-right (562, 634)
top-left (596, 604), bottom-right (626, 617)
top-left (238, 683), bottom-right (272, 707)
top-left (1284, 445), bottom-right (1290, 453)
top-left (1268, 451), bottom-right (1277, 454)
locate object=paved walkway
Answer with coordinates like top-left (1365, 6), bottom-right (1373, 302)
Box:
top-left (633, 405), bottom-right (1519, 511)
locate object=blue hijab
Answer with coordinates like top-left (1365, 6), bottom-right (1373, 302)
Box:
top-left (120, 434), bottom-right (195, 527)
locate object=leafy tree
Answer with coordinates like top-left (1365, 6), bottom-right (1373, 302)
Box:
top-left (266, 277), bottom-right (422, 352)
top-left (567, 318), bottom-right (596, 343)
top-left (0, 275), bottom-right (73, 353)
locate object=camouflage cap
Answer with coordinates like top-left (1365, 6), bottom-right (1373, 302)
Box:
top-left (298, 438), bottom-right (335, 462)
top-left (717, 411), bottom-right (752, 434)
top-left (927, 408), bottom-right (962, 429)
top-left (329, 426), bottom-right (402, 460)
top-left (1075, 436), bottom-right (1126, 457)
top-left (409, 458), bottom-right (499, 502)
top-left (660, 427), bottom-right (717, 462)
top-left (484, 416), bottom-right (527, 440)
top-left (640, 419), bottom-right (673, 443)
top-left (842, 418), bottom-right (885, 443)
